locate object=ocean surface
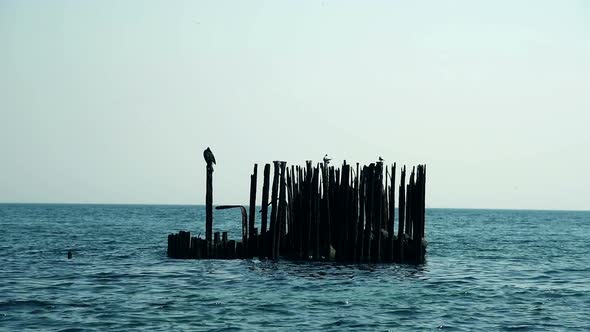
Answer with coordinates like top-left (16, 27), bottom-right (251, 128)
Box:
top-left (0, 204), bottom-right (589, 331)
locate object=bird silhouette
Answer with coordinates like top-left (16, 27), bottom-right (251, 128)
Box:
top-left (203, 147), bottom-right (216, 165)
top-left (378, 156), bottom-right (384, 162)
top-left (323, 154), bottom-right (332, 164)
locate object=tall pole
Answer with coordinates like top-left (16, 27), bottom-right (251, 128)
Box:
top-left (206, 160), bottom-right (214, 256)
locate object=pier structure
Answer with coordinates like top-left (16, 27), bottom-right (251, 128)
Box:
top-left (168, 152), bottom-right (427, 264)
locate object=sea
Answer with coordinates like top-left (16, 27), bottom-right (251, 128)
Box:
top-left (0, 204), bottom-right (588, 331)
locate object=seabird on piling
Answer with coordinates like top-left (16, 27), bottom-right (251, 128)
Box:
top-left (323, 154), bottom-right (331, 165)
top-left (203, 147), bottom-right (216, 165)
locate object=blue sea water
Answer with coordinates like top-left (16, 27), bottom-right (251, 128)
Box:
top-left (0, 204), bottom-right (589, 331)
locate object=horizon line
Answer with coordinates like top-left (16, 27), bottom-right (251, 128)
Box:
top-left (0, 202), bottom-right (588, 213)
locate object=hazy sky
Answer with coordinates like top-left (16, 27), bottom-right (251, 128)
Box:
top-left (1, 1), bottom-right (589, 209)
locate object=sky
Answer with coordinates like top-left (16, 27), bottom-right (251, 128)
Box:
top-left (1, 1), bottom-right (589, 210)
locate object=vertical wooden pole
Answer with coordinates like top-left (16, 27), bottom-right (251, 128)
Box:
top-left (300, 166), bottom-right (304, 257)
top-left (422, 165), bottom-right (427, 239)
top-left (269, 161), bottom-right (280, 259)
top-left (351, 163), bottom-right (359, 262)
top-left (389, 163), bottom-right (396, 262)
top-left (313, 164), bottom-right (321, 259)
top-left (214, 232), bottom-right (220, 258)
top-left (206, 162), bottom-right (214, 258)
top-left (222, 231), bottom-right (228, 259)
top-left (328, 166), bottom-right (335, 259)
top-left (260, 164), bottom-right (271, 259)
top-left (336, 163), bottom-right (349, 262)
top-left (275, 162), bottom-right (287, 259)
top-left (286, 166), bottom-right (294, 253)
top-left (248, 164), bottom-right (258, 257)
top-left (320, 164), bottom-right (331, 259)
top-left (363, 164), bottom-right (374, 261)
top-left (374, 162), bottom-right (383, 263)
top-left (305, 160), bottom-right (312, 259)
top-left (397, 166), bottom-right (406, 263)
top-left (357, 167), bottom-right (366, 261)
top-left (409, 167), bottom-right (416, 262)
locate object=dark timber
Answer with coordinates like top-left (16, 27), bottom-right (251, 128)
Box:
top-left (248, 164), bottom-right (257, 258)
top-left (205, 153), bottom-right (214, 255)
top-left (168, 155), bottom-right (427, 264)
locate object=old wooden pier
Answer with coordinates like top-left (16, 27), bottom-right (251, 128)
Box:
top-left (168, 154), bottom-right (427, 264)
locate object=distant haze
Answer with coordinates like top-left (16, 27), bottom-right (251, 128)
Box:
top-left (1, 1), bottom-right (589, 210)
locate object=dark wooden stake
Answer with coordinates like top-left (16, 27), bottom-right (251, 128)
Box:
top-left (260, 164), bottom-right (271, 259)
top-left (248, 164), bottom-right (258, 257)
top-left (206, 161), bottom-right (214, 256)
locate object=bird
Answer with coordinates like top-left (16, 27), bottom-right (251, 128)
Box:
top-left (323, 154), bottom-right (331, 165)
top-left (378, 156), bottom-right (384, 163)
top-left (203, 147), bottom-right (216, 165)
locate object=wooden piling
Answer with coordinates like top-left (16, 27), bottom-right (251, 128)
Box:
top-left (206, 162), bottom-right (214, 256)
top-left (214, 232), bottom-right (220, 258)
top-left (260, 164), bottom-right (271, 259)
top-left (269, 161), bottom-right (280, 259)
top-left (357, 166), bottom-right (366, 261)
top-left (397, 166), bottom-right (406, 263)
top-left (389, 163), bottom-right (396, 262)
top-left (222, 231), bottom-right (228, 259)
top-left (363, 164), bottom-right (374, 261)
top-left (248, 164), bottom-right (258, 258)
top-left (274, 162), bottom-right (287, 259)
top-left (312, 163), bottom-right (321, 259)
top-left (374, 162), bottom-right (383, 263)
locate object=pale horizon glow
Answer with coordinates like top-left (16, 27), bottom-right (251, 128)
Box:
top-left (1, 1), bottom-right (589, 210)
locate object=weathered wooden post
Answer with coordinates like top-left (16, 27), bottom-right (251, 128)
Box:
top-left (260, 164), bottom-right (271, 259)
top-left (374, 162), bottom-right (383, 263)
top-left (203, 147), bottom-right (216, 258)
top-left (269, 161), bottom-right (280, 259)
top-left (274, 161), bottom-right (287, 259)
top-left (248, 164), bottom-right (258, 257)
top-left (389, 163), bottom-right (396, 262)
top-left (397, 166), bottom-right (406, 262)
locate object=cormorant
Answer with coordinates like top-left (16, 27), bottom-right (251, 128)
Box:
top-left (203, 147), bottom-right (216, 165)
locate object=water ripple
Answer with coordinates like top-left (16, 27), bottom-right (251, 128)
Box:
top-left (0, 205), bottom-right (589, 330)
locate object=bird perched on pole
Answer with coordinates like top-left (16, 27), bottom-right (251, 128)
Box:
top-left (378, 156), bottom-right (384, 163)
top-left (323, 154), bottom-right (331, 165)
top-left (203, 147), bottom-right (216, 166)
